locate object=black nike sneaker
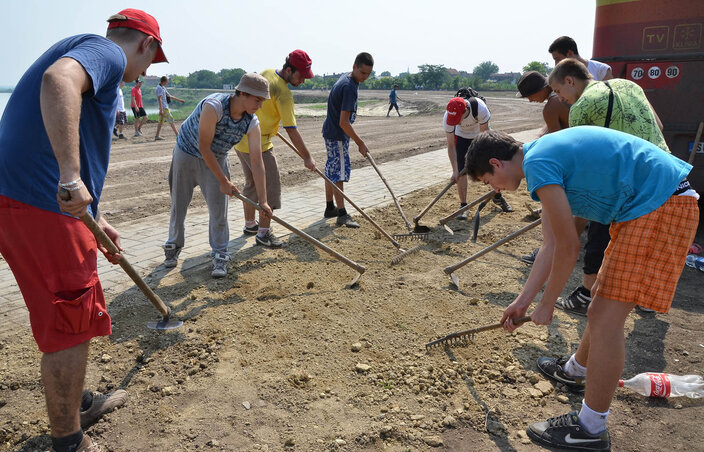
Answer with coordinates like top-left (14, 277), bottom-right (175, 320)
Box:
top-left (527, 411), bottom-right (610, 451)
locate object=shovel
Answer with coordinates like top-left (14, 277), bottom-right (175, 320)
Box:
top-left (232, 191), bottom-right (366, 285)
top-left (58, 188), bottom-right (182, 330)
top-left (426, 316), bottom-right (531, 350)
top-left (445, 218), bottom-right (542, 289)
top-left (275, 132), bottom-right (418, 264)
top-left (411, 171), bottom-right (465, 233)
top-left (439, 190), bottom-right (495, 235)
top-left (365, 151), bottom-right (427, 241)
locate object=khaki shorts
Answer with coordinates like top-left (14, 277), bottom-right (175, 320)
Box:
top-left (595, 195), bottom-right (699, 312)
top-left (159, 107), bottom-right (174, 124)
top-left (235, 148), bottom-right (281, 210)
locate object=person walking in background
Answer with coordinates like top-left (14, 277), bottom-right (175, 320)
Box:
top-left (114, 81), bottom-right (127, 139)
top-left (130, 78), bottom-right (148, 136)
top-left (387, 83), bottom-right (401, 117)
top-left (162, 73), bottom-right (273, 278)
top-left (234, 50), bottom-right (317, 248)
top-left (155, 75), bottom-right (184, 140)
top-left (0, 9), bottom-right (167, 451)
top-left (443, 95), bottom-right (513, 217)
top-left (321, 52), bottom-right (375, 228)
top-left (548, 35), bottom-right (613, 81)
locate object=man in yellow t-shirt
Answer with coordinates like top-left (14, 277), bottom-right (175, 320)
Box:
top-left (234, 50), bottom-right (316, 248)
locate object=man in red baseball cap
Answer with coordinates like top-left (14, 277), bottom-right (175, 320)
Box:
top-left (0, 8), bottom-right (166, 452)
top-left (442, 95), bottom-right (514, 216)
top-left (234, 50), bottom-right (318, 248)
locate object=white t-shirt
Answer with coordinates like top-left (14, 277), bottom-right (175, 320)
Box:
top-left (442, 97), bottom-right (491, 139)
top-left (116, 87), bottom-right (125, 113)
top-left (587, 60), bottom-right (611, 81)
top-left (156, 84), bottom-right (168, 108)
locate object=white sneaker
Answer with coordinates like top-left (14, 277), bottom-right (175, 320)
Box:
top-left (211, 253), bottom-right (230, 278)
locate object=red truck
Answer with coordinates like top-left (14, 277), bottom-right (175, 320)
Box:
top-left (593, 0), bottom-right (704, 192)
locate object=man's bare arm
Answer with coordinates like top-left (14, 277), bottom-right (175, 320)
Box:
top-left (41, 57), bottom-right (94, 217)
top-left (339, 110), bottom-right (368, 157)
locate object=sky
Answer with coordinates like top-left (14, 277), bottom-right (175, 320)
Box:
top-left (0, 0), bottom-right (599, 86)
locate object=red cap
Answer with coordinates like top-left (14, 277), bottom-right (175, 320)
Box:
top-left (446, 97), bottom-right (467, 126)
top-left (288, 50), bottom-right (314, 79)
top-left (107, 9), bottom-right (167, 63)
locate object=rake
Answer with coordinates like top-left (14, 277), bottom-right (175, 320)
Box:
top-left (364, 151), bottom-right (428, 242)
top-left (425, 316), bottom-right (531, 350)
top-left (275, 132), bottom-right (418, 264)
top-left (412, 170), bottom-right (466, 233)
top-left (439, 190), bottom-right (495, 235)
top-left (445, 218), bottom-right (543, 289)
top-left (58, 188), bottom-right (183, 331)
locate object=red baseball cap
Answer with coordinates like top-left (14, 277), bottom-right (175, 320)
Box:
top-left (287, 50), bottom-right (314, 79)
top-left (446, 97), bottom-right (467, 126)
top-left (107, 9), bottom-right (167, 63)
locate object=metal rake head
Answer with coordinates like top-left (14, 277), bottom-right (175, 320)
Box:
top-left (393, 232), bottom-right (428, 241)
top-left (425, 334), bottom-right (473, 350)
top-left (390, 244), bottom-right (421, 265)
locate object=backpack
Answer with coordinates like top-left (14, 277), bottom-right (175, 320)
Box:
top-left (455, 87), bottom-right (486, 120)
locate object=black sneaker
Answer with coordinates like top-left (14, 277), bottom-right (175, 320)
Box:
top-left (527, 411), bottom-right (610, 451)
top-left (113, 127), bottom-right (118, 137)
top-left (536, 356), bottom-right (586, 392)
top-left (493, 194), bottom-right (513, 212)
top-left (521, 247), bottom-right (539, 265)
top-left (243, 222), bottom-right (258, 235)
top-left (255, 230), bottom-right (283, 248)
top-left (336, 213), bottom-right (360, 228)
top-left (324, 206), bottom-right (339, 218)
top-left (557, 286), bottom-right (591, 316)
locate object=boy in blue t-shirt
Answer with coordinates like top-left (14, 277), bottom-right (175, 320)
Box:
top-left (321, 52), bottom-right (374, 228)
top-left (465, 127), bottom-right (698, 452)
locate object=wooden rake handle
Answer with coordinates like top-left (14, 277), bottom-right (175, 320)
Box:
top-left (365, 151), bottom-right (412, 231)
top-left (444, 218), bottom-right (542, 275)
top-left (426, 316), bottom-right (531, 349)
top-left (439, 189), bottom-right (495, 225)
top-left (231, 191), bottom-right (366, 275)
top-left (413, 177), bottom-right (456, 224)
top-left (275, 132), bottom-right (401, 249)
top-left (58, 189), bottom-right (170, 318)
top-left (688, 122), bottom-right (703, 165)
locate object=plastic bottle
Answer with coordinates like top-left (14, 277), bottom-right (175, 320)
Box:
top-left (619, 373), bottom-right (704, 398)
top-left (685, 254), bottom-right (704, 271)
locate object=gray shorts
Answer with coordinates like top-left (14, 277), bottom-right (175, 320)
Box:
top-left (235, 148), bottom-right (281, 209)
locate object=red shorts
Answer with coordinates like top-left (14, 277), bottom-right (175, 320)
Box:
top-left (0, 195), bottom-right (111, 353)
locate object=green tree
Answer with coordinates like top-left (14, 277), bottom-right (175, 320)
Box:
top-left (380, 71), bottom-right (391, 77)
top-left (170, 75), bottom-right (187, 87)
top-left (186, 70), bottom-right (220, 88)
top-left (522, 61), bottom-right (552, 75)
top-left (473, 61), bottom-right (499, 81)
top-left (218, 68), bottom-right (245, 86)
top-left (417, 64), bottom-right (448, 89)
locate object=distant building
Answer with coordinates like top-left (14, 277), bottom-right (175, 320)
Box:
top-left (489, 72), bottom-right (521, 83)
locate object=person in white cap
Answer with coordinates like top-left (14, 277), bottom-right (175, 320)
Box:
top-left (0, 8), bottom-right (167, 452)
top-left (163, 73), bottom-right (273, 278)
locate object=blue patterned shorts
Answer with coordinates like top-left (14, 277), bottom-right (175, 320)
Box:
top-left (324, 138), bottom-right (351, 183)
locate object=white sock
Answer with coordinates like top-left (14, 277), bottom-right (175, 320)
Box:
top-left (245, 220), bottom-right (257, 228)
top-left (578, 399), bottom-right (609, 435)
top-left (257, 227), bottom-right (269, 237)
top-left (563, 354), bottom-right (587, 377)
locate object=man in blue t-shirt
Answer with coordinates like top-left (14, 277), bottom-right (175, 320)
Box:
top-left (465, 127), bottom-right (698, 452)
top-left (321, 52), bottom-right (374, 227)
top-left (387, 83), bottom-right (401, 117)
top-left (0, 9), bottom-right (167, 452)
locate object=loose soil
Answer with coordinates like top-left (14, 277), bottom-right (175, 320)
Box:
top-left (1, 91), bottom-right (703, 452)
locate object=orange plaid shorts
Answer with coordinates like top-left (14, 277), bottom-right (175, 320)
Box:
top-left (595, 195), bottom-right (699, 312)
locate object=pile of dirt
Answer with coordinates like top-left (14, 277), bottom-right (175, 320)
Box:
top-left (2, 181), bottom-right (702, 451)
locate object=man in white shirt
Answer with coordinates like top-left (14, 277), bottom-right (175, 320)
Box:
top-left (443, 95), bottom-right (513, 215)
top-left (548, 36), bottom-right (613, 81)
